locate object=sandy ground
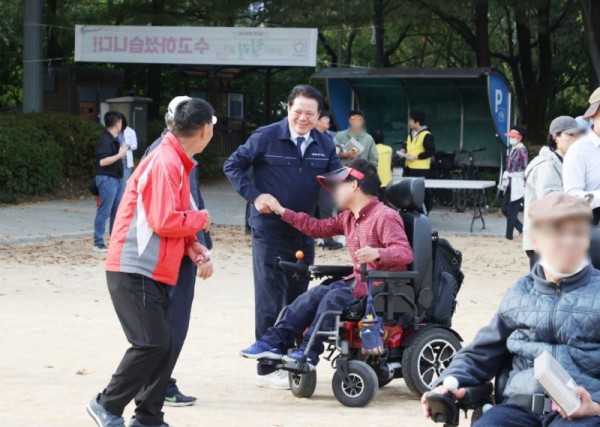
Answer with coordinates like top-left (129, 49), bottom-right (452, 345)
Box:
top-left (0, 226), bottom-right (529, 427)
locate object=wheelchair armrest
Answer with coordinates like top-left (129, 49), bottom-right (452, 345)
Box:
top-left (308, 265), bottom-right (354, 278)
top-left (277, 259), bottom-right (310, 279)
top-left (459, 382), bottom-right (494, 407)
top-left (364, 270), bottom-right (418, 281)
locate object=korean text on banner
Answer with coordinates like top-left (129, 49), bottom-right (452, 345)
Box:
top-left (75, 25), bottom-right (318, 67)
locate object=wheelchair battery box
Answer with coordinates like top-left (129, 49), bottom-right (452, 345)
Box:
top-left (534, 350), bottom-right (581, 416)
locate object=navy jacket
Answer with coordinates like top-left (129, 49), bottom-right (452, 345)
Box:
top-left (435, 264), bottom-right (600, 402)
top-left (144, 130), bottom-right (212, 249)
top-left (224, 118), bottom-right (342, 235)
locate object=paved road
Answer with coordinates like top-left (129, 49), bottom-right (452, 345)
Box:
top-left (0, 179), bottom-right (514, 244)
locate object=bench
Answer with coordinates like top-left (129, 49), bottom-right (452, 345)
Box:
top-left (424, 179), bottom-right (496, 232)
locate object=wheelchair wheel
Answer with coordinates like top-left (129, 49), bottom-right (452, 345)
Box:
top-left (331, 360), bottom-right (378, 407)
top-left (401, 328), bottom-right (462, 396)
top-left (289, 370), bottom-right (317, 398)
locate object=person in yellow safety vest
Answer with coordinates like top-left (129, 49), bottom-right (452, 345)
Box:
top-left (400, 111), bottom-right (436, 211)
top-left (372, 129), bottom-right (393, 187)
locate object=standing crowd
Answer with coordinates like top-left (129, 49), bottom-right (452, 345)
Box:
top-left (87, 83), bottom-right (600, 427)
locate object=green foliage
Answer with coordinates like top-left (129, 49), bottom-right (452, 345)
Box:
top-left (0, 118), bottom-right (63, 195)
top-left (0, 112), bottom-right (103, 197)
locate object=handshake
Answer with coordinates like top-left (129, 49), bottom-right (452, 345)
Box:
top-left (254, 194), bottom-right (285, 216)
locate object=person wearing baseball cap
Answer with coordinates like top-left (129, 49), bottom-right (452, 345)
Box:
top-left (563, 87), bottom-right (600, 225)
top-left (423, 192), bottom-right (600, 426)
top-left (140, 96), bottom-right (215, 408)
top-left (500, 127), bottom-right (528, 240)
top-left (239, 159), bottom-right (412, 370)
top-left (523, 116), bottom-right (581, 268)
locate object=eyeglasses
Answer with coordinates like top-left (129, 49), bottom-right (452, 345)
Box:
top-left (291, 110), bottom-right (318, 118)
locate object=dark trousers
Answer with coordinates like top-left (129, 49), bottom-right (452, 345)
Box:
top-left (100, 272), bottom-right (172, 426)
top-left (304, 285), bottom-right (354, 360)
top-left (251, 228), bottom-right (315, 341)
top-left (262, 280), bottom-right (349, 351)
top-left (404, 167), bottom-right (433, 212)
top-left (165, 256), bottom-right (197, 396)
top-left (502, 186), bottom-right (523, 239)
top-left (473, 404), bottom-right (600, 427)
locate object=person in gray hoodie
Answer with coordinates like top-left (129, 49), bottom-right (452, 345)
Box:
top-left (422, 192), bottom-right (600, 427)
top-left (523, 116), bottom-right (581, 268)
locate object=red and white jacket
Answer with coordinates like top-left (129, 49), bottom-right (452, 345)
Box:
top-left (106, 132), bottom-right (208, 285)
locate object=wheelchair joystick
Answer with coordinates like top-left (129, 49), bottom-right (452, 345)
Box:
top-left (295, 250), bottom-right (304, 260)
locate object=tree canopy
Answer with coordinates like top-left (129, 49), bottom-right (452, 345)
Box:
top-left (1, 0), bottom-right (598, 143)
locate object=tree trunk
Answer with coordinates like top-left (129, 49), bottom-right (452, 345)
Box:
top-left (474, 0), bottom-right (490, 67)
top-left (373, 0), bottom-right (384, 67)
top-left (580, 0), bottom-right (600, 88)
top-left (512, 1), bottom-right (552, 145)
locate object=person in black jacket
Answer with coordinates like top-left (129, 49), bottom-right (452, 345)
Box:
top-left (224, 85), bottom-right (341, 389)
top-left (93, 111), bottom-right (127, 253)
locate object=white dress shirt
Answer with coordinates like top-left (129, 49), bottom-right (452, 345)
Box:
top-left (289, 125), bottom-right (312, 156)
top-left (563, 128), bottom-right (600, 208)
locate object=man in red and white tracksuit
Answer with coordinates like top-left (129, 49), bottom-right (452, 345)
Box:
top-left (87, 98), bottom-right (216, 427)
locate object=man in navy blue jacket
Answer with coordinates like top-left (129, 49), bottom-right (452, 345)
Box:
top-left (224, 85), bottom-right (341, 389)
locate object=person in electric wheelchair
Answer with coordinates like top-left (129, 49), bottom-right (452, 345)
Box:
top-left (240, 158), bottom-right (414, 367)
top-left (422, 192), bottom-right (600, 427)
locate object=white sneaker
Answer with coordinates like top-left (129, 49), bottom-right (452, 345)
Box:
top-left (255, 370), bottom-right (290, 390)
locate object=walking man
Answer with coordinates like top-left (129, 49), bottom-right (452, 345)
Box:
top-left (224, 85), bottom-right (341, 389)
top-left (334, 109), bottom-right (378, 166)
top-left (87, 98), bottom-right (214, 427)
top-left (93, 111), bottom-right (127, 253)
top-left (144, 96), bottom-right (214, 407)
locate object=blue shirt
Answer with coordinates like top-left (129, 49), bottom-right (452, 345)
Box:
top-left (224, 118), bottom-right (342, 235)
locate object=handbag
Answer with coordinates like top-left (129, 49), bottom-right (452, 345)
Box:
top-left (360, 273), bottom-right (384, 356)
top-left (88, 176), bottom-right (99, 196)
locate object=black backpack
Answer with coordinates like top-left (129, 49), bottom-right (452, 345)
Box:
top-left (426, 234), bottom-right (464, 326)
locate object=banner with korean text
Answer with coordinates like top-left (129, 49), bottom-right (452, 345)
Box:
top-left (74, 25), bottom-right (318, 67)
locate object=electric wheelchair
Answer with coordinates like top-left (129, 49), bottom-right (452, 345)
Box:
top-left (262, 177), bottom-right (465, 407)
top-left (425, 230), bottom-right (600, 426)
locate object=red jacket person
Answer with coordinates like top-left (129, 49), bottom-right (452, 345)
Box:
top-left (87, 98), bottom-right (214, 427)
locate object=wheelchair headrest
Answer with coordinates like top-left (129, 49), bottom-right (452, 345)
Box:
top-left (384, 177), bottom-right (425, 212)
top-left (590, 228), bottom-right (600, 270)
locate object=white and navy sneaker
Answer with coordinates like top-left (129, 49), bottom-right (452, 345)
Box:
top-left (255, 370), bottom-right (290, 390)
top-left (240, 340), bottom-right (283, 360)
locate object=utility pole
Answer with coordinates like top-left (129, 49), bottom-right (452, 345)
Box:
top-left (373, 0), bottom-right (384, 67)
top-left (336, 0), bottom-right (342, 66)
top-left (23, 0), bottom-right (44, 112)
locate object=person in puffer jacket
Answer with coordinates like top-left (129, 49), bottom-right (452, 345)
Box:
top-left (422, 192), bottom-right (600, 427)
top-left (523, 116), bottom-right (581, 269)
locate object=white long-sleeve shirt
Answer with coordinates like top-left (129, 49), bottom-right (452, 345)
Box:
top-left (123, 126), bottom-right (138, 169)
top-left (563, 128), bottom-right (600, 209)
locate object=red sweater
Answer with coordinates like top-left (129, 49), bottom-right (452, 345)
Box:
top-left (281, 197), bottom-right (413, 297)
top-left (106, 132), bottom-right (208, 285)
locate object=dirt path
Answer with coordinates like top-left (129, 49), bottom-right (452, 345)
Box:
top-left (0, 226), bottom-right (528, 427)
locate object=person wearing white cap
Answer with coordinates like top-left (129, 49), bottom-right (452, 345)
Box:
top-left (141, 95), bottom-right (215, 408)
top-left (523, 116), bottom-right (581, 268)
top-left (563, 86), bottom-right (600, 225)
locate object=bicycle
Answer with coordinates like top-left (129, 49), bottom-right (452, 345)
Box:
top-left (450, 147), bottom-right (486, 213)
